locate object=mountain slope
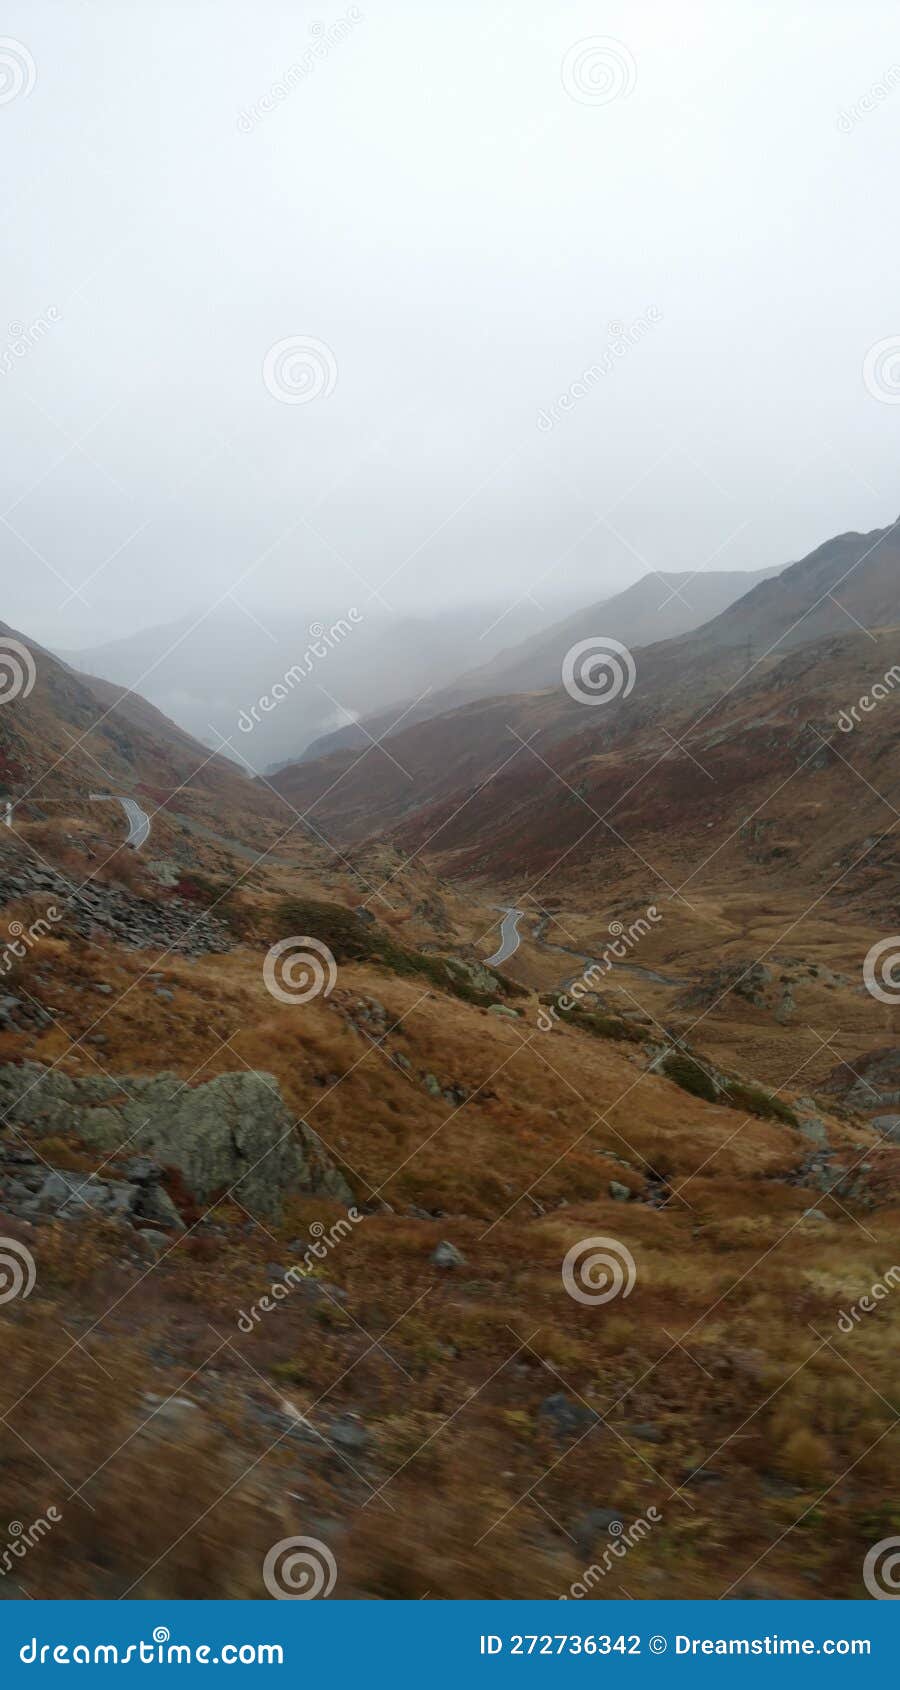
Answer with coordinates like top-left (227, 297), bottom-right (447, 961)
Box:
top-left (0, 619), bottom-right (279, 837)
top-left (268, 517), bottom-right (900, 893)
top-left (301, 564), bottom-right (781, 763)
top-left (690, 518), bottom-right (900, 654)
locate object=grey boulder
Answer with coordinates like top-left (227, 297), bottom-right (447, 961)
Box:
top-left (0, 1063), bottom-right (353, 1221)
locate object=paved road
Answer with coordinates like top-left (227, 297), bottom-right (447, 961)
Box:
top-left (484, 906), bottom-right (525, 967)
top-left (89, 793), bottom-right (151, 850)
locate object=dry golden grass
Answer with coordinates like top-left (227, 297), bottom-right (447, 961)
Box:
top-left (1, 824), bottom-right (899, 1598)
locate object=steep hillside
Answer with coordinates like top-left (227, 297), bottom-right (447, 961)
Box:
top-left (690, 517), bottom-right (900, 655)
top-left (0, 620), bottom-right (282, 847)
top-left (302, 565), bottom-right (780, 763)
top-left (272, 520), bottom-right (900, 886)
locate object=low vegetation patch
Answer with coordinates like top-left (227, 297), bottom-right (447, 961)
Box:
top-left (272, 897), bottom-right (524, 1009)
top-left (661, 1050), bottom-right (718, 1101)
top-left (546, 996), bottom-right (651, 1045)
top-left (724, 1080), bottom-right (798, 1126)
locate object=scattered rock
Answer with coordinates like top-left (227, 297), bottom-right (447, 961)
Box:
top-left (431, 1240), bottom-right (465, 1269)
top-left (794, 1102), bottom-right (830, 1148)
top-left (326, 1414), bottom-right (371, 1453)
top-left (538, 1393), bottom-right (599, 1437)
top-left (0, 857), bottom-right (232, 956)
top-left (609, 1180), bottom-right (631, 1201)
top-left (135, 1228), bottom-right (171, 1261)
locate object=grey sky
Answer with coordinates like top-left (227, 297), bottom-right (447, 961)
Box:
top-left (2, 0), bottom-right (899, 651)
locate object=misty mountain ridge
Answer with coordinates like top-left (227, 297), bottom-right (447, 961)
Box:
top-left (300, 562), bottom-right (783, 763)
top-left (60, 596), bottom-right (581, 774)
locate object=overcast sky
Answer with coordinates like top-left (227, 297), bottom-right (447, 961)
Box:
top-left (1, 0), bottom-right (899, 650)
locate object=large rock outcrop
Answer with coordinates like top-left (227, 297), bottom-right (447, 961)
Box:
top-left (0, 1064), bottom-right (352, 1220)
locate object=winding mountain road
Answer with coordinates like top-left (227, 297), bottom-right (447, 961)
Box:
top-left (89, 794), bottom-right (151, 850)
top-left (484, 906), bottom-right (526, 967)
